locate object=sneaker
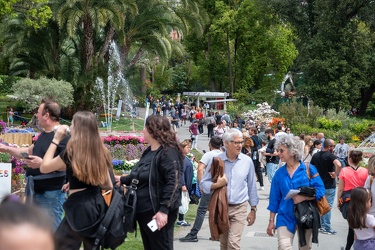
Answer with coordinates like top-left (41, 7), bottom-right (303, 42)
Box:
top-left (320, 228), bottom-right (337, 235)
top-left (176, 220), bottom-right (191, 227)
top-left (179, 233), bottom-right (198, 242)
top-left (258, 186), bottom-right (265, 191)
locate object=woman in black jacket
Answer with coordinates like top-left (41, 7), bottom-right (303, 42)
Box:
top-left (117, 115), bottom-right (183, 250)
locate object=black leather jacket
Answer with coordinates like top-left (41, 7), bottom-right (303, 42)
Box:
top-left (294, 200), bottom-right (321, 247)
top-left (121, 146), bottom-right (183, 215)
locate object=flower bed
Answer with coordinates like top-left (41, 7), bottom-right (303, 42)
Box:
top-left (102, 134), bottom-right (146, 172)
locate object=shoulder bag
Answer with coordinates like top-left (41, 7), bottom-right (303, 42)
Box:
top-left (306, 165), bottom-right (330, 216)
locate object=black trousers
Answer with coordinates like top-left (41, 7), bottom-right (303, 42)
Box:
top-left (136, 208), bottom-right (178, 250)
top-left (207, 124), bottom-right (215, 138)
top-left (254, 161), bottom-right (264, 187)
top-left (198, 124), bottom-right (204, 134)
top-left (55, 218), bottom-right (95, 250)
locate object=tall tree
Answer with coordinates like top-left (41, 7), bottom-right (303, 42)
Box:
top-left (269, 0), bottom-right (375, 114)
top-left (55, 0), bottom-right (136, 110)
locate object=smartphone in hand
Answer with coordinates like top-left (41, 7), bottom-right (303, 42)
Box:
top-left (147, 219), bottom-right (158, 232)
top-left (21, 152), bottom-right (31, 159)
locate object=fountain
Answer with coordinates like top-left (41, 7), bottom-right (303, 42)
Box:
top-left (96, 41), bottom-right (133, 132)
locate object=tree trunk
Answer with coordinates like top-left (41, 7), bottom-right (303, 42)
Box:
top-left (128, 48), bottom-right (144, 69)
top-left (99, 26), bottom-right (115, 63)
top-left (82, 14), bottom-right (94, 110)
top-left (226, 31), bottom-right (234, 95)
top-left (359, 84), bottom-right (375, 115)
top-left (84, 14), bottom-right (94, 72)
top-left (207, 33), bottom-right (216, 91)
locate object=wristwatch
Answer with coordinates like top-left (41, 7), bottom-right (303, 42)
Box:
top-left (251, 207), bottom-right (257, 212)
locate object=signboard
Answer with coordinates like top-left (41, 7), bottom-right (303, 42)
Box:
top-left (0, 163), bottom-right (12, 202)
top-left (116, 100), bottom-right (123, 121)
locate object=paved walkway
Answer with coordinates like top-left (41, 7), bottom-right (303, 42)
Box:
top-left (136, 108), bottom-right (349, 249)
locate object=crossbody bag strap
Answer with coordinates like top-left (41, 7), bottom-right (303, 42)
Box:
top-left (93, 190), bottom-right (122, 250)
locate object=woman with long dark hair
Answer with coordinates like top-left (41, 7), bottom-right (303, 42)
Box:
top-left (116, 115), bottom-right (183, 250)
top-left (38, 111), bottom-right (113, 249)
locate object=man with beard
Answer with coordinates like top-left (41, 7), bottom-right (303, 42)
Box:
top-left (310, 139), bottom-right (341, 235)
top-left (263, 129), bottom-right (279, 183)
top-left (0, 99), bottom-right (69, 231)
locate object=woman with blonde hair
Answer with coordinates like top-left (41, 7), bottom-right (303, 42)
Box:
top-left (38, 111), bottom-right (113, 249)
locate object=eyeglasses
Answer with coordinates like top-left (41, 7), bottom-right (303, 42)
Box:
top-left (278, 148), bottom-right (285, 153)
top-left (230, 140), bottom-right (244, 146)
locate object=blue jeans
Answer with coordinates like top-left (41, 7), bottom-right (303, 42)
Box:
top-left (34, 190), bottom-right (66, 231)
top-left (190, 193), bottom-right (211, 236)
top-left (266, 163), bottom-right (278, 183)
top-left (321, 188), bottom-right (336, 231)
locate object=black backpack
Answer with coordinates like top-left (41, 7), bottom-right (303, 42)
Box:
top-left (93, 171), bottom-right (127, 250)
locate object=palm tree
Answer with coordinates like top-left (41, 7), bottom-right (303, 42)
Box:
top-left (0, 18), bottom-right (61, 79)
top-left (54, 0), bottom-right (137, 110)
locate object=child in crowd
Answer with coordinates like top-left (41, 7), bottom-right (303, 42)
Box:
top-left (177, 140), bottom-right (194, 226)
top-left (347, 187), bottom-right (375, 250)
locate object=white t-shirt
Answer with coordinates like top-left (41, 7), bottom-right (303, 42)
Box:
top-left (354, 214), bottom-right (375, 240)
top-left (200, 149), bottom-right (222, 174)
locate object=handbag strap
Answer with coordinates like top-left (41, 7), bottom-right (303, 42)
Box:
top-left (305, 165), bottom-right (319, 180)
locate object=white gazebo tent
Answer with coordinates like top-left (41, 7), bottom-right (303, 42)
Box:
top-left (182, 92), bottom-right (235, 111)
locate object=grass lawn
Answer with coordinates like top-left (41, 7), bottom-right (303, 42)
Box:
top-left (98, 117), bottom-right (145, 133)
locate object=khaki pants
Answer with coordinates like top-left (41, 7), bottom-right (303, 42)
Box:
top-left (219, 202), bottom-right (247, 250)
top-left (277, 226), bottom-right (312, 250)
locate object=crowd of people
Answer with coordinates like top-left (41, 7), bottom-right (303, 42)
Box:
top-left (2, 97), bottom-right (375, 250)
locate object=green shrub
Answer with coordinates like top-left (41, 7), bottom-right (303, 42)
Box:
top-left (278, 98), bottom-right (323, 128)
top-left (317, 117), bottom-right (342, 131)
top-left (349, 120), bottom-right (370, 134)
top-left (291, 124), bottom-right (355, 142)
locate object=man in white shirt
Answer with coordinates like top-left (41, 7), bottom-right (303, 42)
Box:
top-left (201, 129), bottom-right (259, 249)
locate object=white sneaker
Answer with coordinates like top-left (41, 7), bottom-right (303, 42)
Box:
top-left (258, 186), bottom-right (264, 191)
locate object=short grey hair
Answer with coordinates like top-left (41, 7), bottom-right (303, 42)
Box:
top-left (275, 135), bottom-right (304, 161)
top-left (222, 128), bottom-right (243, 143)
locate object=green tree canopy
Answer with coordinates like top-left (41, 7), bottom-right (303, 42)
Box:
top-left (12, 77), bottom-right (74, 110)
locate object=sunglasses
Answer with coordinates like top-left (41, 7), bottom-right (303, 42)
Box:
top-left (371, 173), bottom-right (375, 177)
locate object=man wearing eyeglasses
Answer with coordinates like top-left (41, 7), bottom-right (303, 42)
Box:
top-left (310, 139), bottom-right (341, 235)
top-left (201, 129), bottom-right (259, 250)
